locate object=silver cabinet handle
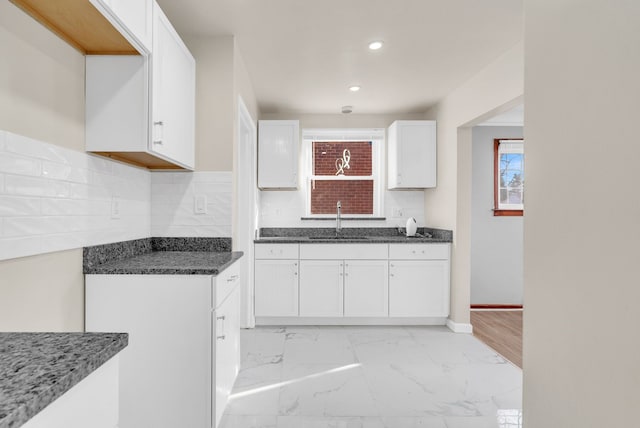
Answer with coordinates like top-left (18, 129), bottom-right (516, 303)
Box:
top-left (216, 315), bottom-right (226, 340)
top-left (153, 121), bottom-right (164, 144)
top-left (227, 275), bottom-right (239, 282)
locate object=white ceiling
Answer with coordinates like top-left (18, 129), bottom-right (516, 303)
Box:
top-left (156, 0), bottom-right (523, 115)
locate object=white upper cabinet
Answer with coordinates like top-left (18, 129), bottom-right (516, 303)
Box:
top-left (387, 120), bottom-right (437, 189)
top-left (258, 120), bottom-right (300, 189)
top-left (86, 1), bottom-right (195, 170)
top-left (93, 0), bottom-right (153, 53)
top-left (150, 3), bottom-right (196, 168)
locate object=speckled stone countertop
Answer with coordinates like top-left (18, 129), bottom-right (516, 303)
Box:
top-left (255, 227), bottom-right (453, 244)
top-left (83, 237), bottom-right (242, 275)
top-left (0, 333), bottom-right (128, 428)
top-left (85, 251), bottom-right (243, 275)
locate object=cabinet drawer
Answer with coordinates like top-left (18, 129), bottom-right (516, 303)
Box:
top-left (215, 261), bottom-right (240, 308)
top-left (389, 243), bottom-right (450, 260)
top-left (300, 244), bottom-right (388, 260)
top-left (255, 244), bottom-right (299, 259)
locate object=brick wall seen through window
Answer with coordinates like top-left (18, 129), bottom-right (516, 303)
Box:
top-left (310, 141), bottom-right (373, 215)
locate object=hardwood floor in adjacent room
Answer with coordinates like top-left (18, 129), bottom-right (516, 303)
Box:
top-left (471, 310), bottom-right (523, 368)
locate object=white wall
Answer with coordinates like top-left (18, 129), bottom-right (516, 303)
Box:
top-left (523, 1), bottom-right (640, 426)
top-left (0, 1), bottom-right (137, 331)
top-left (424, 42), bottom-right (524, 325)
top-left (0, 1), bottom-right (84, 151)
top-left (182, 35), bottom-right (235, 172)
top-left (258, 113), bottom-right (426, 228)
top-left (470, 126), bottom-right (523, 305)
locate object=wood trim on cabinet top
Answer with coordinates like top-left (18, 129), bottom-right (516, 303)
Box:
top-left (10, 0), bottom-right (138, 55)
top-left (90, 152), bottom-right (188, 170)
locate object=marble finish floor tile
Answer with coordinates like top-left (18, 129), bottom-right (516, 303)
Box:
top-left (218, 415), bottom-right (278, 428)
top-left (222, 326), bottom-right (522, 428)
top-left (278, 416), bottom-right (386, 428)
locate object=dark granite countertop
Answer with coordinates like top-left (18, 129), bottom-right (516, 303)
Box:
top-left (0, 333), bottom-right (128, 428)
top-left (83, 237), bottom-right (242, 275)
top-left (256, 236), bottom-right (450, 244)
top-left (85, 250), bottom-right (244, 275)
top-left (254, 227), bottom-right (453, 244)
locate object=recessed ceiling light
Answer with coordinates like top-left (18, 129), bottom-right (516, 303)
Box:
top-left (368, 41), bottom-right (383, 51)
top-left (349, 85), bottom-right (361, 92)
top-left (341, 105), bottom-right (353, 114)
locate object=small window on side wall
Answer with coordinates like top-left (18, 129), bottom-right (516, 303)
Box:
top-left (494, 139), bottom-right (524, 216)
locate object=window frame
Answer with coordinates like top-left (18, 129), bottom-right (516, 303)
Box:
top-left (494, 138), bottom-right (524, 217)
top-left (302, 129), bottom-right (384, 218)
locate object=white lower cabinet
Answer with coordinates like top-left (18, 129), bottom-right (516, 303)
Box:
top-left (22, 356), bottom-right (119, 428)
top-left (344, 260), bottom-right (389, 317)
top-left (254, 260), bottom-right (299, 316)
top-left (389, 260), bottom-right (450, 317)
top-left (86, 262), bottom-right (240, 428)
top-left (299, 260), bottom-right (344, 317)
top-left (214, 285), bottom-right (240, 428)
top-left (254, 242), bottom-right (450, 323)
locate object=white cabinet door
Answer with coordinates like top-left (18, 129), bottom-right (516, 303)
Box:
top-left (22, 357), bottom-right (119, 428)
top-left (344, 260), bottom-right (389, 317)
top-left (107, 0), bottom-right (152, 51)
top-left (86, 275), bottom-right (212, 428)
top-left (258, 120), bottom-right (299, 189)
top-left (388, 120), bottom-right (436, 189)
top-left (151, 2), bottom-right (195, 168)
top-left (389, 260), bottom-right (450, 317)
top-left (88, 0), bottom-right (151, 53)
top-left (214, 285), bottom-right (241, 428)
top-left (299, 260), bottom-right (343, 317)
top-left (255, 260), bottom-right (299, 316)
top-left (85, 2), bottom-right (195, 170)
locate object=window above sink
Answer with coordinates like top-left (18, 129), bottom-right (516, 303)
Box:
top-left (302, 128), bottom-right (384, 218)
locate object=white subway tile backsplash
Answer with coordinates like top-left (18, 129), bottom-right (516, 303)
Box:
top-left (5, 133), bottom-right (70, 164)
top-left (0, 131), bottom-right (151, 261)
top-left (41, 161), bottom-right (90, 184)
top-left (0, 236), bottom-right (43, 260)
top-left (152, 225), bottom-right (231, 238)
top-left (0, 153), bottom-right (42, 177)
top-left (192, 171), bottom-right (232, 183)
top-left (0, 130), bottom-right (6, 151)
top-left (0, 196), bottom-right (42, 216)
top-left (0, 131), bottom-right (234, 260)
top-left (5, 175), bottom-right (62, 197)
top-left (150, 171), bottom-right (232, 237)
top-left (4, 216), bottom-right (71, 237)
top-left (259, 188), bottom-right (426, 228)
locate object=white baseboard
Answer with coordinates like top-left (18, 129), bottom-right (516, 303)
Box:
top-left (446, 318), bottom-right (473, 334)
top-left (256, 317), bottom-right (447, 326)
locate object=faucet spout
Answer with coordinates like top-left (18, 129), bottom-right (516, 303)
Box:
top-left (336, 201), bottom-right (342, 235)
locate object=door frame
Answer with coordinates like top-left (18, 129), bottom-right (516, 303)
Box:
top-left (236, 96), bottom-right (257, 328)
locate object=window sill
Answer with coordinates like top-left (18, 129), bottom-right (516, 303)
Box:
top-left (301, 217), bottom-right (387, 221)
top-left (493, 210), bottom-right (523, 217)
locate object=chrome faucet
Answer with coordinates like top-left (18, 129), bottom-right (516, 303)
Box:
top-left (336, 201), bottom-right (342, 235)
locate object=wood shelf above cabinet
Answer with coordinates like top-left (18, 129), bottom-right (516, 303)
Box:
top-left (90, 152), bottom-right (188, 170)
top-left (10, 0), bottom-right (138, 55)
